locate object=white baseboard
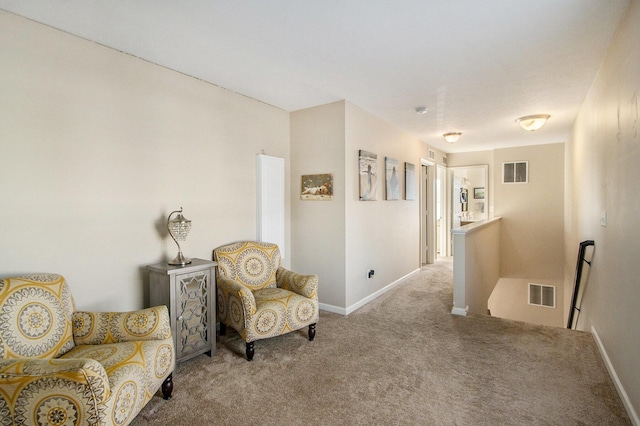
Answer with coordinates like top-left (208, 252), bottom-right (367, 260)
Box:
top-left (344, 269), bottom-right (420, 315)
top-left (591, 326), bottom-right (639, 425)
top-left (318, 303), bottom-right (347, 316)
top-left (451, 306), bottom-right (468, 316)
top-left (319, 269), bottom-right (420, 316)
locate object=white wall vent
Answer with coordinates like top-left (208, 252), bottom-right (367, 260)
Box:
top-left (429, 149), bottom-right (435, 160)
top-left (503, 161), bottom-right (528, 183)
top-left (443, 156), bottom-right (448, 165)
top-left (528, 283), bottom-right (555, 308)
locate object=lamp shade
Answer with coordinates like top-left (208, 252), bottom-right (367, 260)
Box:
top-left (516, 114), bottom-right (550, 131)
top-left (167, 207), bottom-right (192, 265)
top-left (168, 212), bottom-right (191, 241)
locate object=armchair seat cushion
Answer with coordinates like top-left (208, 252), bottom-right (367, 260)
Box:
top-left (61, 339), bottom-right (173, 425)
top-left (249, 288), bottom-right (318, 342)
top-left (0, 357), bottom-right (110, 425)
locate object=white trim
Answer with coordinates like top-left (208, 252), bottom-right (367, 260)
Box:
top-left (420, 158), bottom-right (437, 265)
top-left (319, 269), bottom-right (421, 316)
top-left (591, 326), bottom-right (639, 425)
top-left (451, 306), bottom-right (469, 316)
top-left (346, 269), bottom-right (420, 314)
top-left (319, 303), bottom-right (347, 316)
top-left (345, 269), bottom-right (420, 315)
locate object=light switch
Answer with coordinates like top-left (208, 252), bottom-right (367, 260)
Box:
top-left (600, 211), bottom-right (607, 227)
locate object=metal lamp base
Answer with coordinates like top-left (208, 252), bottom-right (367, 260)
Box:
top-left (168, 251), bottom-right (191, 266)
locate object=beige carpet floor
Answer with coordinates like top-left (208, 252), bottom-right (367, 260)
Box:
top-left (132, 260), bottom-right (630, 425)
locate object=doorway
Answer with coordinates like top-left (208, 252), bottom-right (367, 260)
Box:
top-left (449, 165), bottom-right (489, 226)
top-left (436, 165), bottom-right (448, 258)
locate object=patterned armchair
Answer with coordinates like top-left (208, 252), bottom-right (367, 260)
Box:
top-left (213, 241), bottom-right (318, 361)
top-left (0, 274), bottom-right (175, 425)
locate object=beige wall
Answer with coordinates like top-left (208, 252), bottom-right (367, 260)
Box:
top-left (291, 101), bottom-right (446, 312)
top-left (290, 102), bottom-right (346, 308)
top-left (448, 150), bottom-right (494, 217)
top-left (448, 144), bottom-right (564, 279)
top-left (488, 278), bottom-right (563, 327)
top-left (449, 144), bottom-right (565, 326)
top-left (494, 143), bottom-right (565, 280)
top-left (0, 11), bottom-right (291, 311)
top-left (452, 219), bottom-right (501, 315)
top-left (1, 10), bottom-right (450, 317)
top-left (567, 0), bottom-right (640, 418)
top-left (345, 103), bottom-right (426, 308)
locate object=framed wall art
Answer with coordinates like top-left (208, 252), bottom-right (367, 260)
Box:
top-left (359, 150), bottom-right (377, 201)
top-left (301, 174), bottom-right (333, 200)
top-left (385, 157), bottom-right (400, 200)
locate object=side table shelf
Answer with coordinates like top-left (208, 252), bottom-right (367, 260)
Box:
top-left (147, 258), bottom-right (216, 363)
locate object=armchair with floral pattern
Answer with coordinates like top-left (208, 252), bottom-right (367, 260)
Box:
top-left (0, 274), bottom-right (175, 425)
top-left (213, 241), bottom-right (319, 361)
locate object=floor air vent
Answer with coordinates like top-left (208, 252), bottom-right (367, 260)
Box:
top-left (528, 283), bottom-right (555, 308)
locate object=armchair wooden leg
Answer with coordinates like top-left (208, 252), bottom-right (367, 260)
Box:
top-left (219, 323), bottom-right (226, 336)
top-left (246, 342), bottom-right (254, 361)
top-left (308, 323), bottom-right (316, 341)
top-left (162, 373), bottom-right (173, 400)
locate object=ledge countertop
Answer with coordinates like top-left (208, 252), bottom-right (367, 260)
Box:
top-left (452, 217), bottom-right (502, 235)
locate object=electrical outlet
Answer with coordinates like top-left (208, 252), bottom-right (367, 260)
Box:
top-left (600, 211), bottom-right (607, 227)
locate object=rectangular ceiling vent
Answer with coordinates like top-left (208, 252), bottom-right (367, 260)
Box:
top-left (429, 149), bottom-right (435, 160)
top-left (528, 283), bottom-right (555, 308)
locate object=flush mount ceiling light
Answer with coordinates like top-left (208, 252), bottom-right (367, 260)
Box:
top-left (443, 132), bottom-right (462, 143)
top-left (516, 114), bottom-right (550, 131)
top-left (415, 106), bottom-right (428, 114)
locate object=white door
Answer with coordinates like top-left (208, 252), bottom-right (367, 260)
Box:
top-left (436, 165), bottom-right (447, 258)
top-left (422, 165), bottom-right (428, 264)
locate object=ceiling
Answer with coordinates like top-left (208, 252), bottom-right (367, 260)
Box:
top-left (0, 0), bottom-right (631, 153)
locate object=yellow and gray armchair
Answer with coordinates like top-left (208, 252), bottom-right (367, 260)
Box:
top-left (0, 274), bottom-right (175, 425)
top-left (213, 241), bottom-right (319, 361)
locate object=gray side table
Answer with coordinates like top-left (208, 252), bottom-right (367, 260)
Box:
top-left (147, 258), bottom-right (216, 363)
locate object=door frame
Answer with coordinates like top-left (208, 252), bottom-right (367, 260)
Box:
top-left (448, 165), bottom-right (490, 229)
top-left (436, 164), bottom-right (449, 258)
top-left (420, 159), bottom-right (436, 265)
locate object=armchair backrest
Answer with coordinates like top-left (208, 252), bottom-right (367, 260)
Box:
top-left (0, 274), bottom-right (75, 359)
top-left (213, 241), bottom-right (281, 291)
